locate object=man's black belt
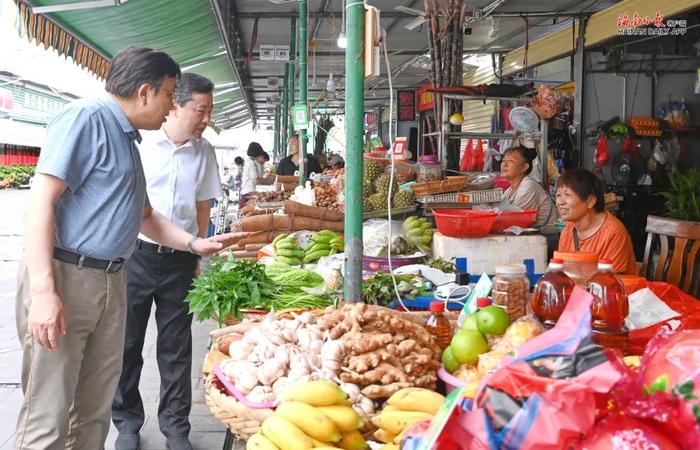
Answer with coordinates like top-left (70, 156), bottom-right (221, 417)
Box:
top-left (53, 247), bottom-right (124, 273)
top-left (135, 238), bottom-right (188, 255)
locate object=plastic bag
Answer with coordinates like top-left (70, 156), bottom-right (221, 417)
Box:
top-left (451, 287), bottom-right (624, 449)
top-left (460, 139), bottom-right (476, 172)
top-left (603, 328), bottom-right (700, 449)
top-left (579, 414), bottom-right (682, 450)
top-left (627, 281), bottom-right (700, 355)
top-left (361, 219), bottom-right (405, 257)
top-left (594, 133), bottom-right (610, 166)
top-left (290, 180), bottom-right (316, 206)
top-left (532, 85), bottom-right (558, 119)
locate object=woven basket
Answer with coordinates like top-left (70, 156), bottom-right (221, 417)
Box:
top-left (411, 176), bottom-right (470, 196)
top-left (205, 372), bottom-right (274, 440)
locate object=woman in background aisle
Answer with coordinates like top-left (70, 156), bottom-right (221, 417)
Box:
top-left (240, 142), bottom-right (273, 204)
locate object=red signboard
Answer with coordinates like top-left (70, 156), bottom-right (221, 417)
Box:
top-left (416, 83), bottom-right (434, 112)
top-left (397, 90), bottom-right (415, 121)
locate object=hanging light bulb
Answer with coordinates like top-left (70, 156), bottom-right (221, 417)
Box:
top-left (337, 0), bottom-right (347, 49)
top-left (337, 31), bottom-right (347, 49)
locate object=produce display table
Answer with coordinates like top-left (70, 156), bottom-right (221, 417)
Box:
top-left (431, 231), bottom-right (548, 276)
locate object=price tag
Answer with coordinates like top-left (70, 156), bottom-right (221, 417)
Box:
top-left (391, 137), bottom-right (407, 156)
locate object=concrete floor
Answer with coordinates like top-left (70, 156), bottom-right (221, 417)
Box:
top-left (0, 189), bottom-right (244, 450)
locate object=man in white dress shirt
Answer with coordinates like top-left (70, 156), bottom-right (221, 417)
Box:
top-left (111, 73), bottom-right (220, 450)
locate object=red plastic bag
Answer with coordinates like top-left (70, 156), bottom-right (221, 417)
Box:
top-left (460, 139), bottom-right (485, 172)
top-left (627, 281), bottom-right (700, 355)
top-left (594, 133), bottom-right (610, 166)
top-left (603, 328), bottom-right (700, 449)
top-left (460, 139), bottom-right (475, 172)
top-left (579, 414), bottom-right (682, 450)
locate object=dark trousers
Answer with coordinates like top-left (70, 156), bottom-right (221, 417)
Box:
top-left (111, 244), bottom-right (198, 438)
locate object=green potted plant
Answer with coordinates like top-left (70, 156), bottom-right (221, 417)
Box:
top-left (660, 170), bottom-right (700, 222)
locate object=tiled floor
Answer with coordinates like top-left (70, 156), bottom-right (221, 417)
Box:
top-left (0, 189), bottom-right (244, 450)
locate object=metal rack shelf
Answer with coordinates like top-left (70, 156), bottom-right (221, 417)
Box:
top-left (428, 91), bottom-right (550, 186)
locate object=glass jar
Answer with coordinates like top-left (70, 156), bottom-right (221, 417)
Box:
top-left (492, 264), bottom-right (530, 322)
top-left (553, 251), bottom-right (598, 286)
top-left (416, 156), bottom-right (443, 182)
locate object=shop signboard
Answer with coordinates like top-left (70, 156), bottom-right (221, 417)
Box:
top-left (259, 45), bottom-right (275, 61)
top-left (275, 45), bottom-right (290, 62)
top-left (397, 90), bottom-right (416, 121)
top-left (416, 83), bottom-right (435, 112)
top-left (292, 103), bottom-right (309, 130)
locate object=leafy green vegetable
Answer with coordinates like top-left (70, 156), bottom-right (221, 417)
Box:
top-left (362, 272), bottom-right (432, 307)
top-left (186, 256), bottom-right (277, 325)
top-left (661, 170), bottom-right (700, 222)
top-left (423, 257), bottom-right (457, 273)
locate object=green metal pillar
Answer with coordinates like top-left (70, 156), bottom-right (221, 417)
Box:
top-left (288, 17), bottom-right (297, 149)
top-left (273, 105), bottom-right (280, 160)
top-left (298, 0), bottom-right (308, 184)
top-left (344, 0), bottom-right (364, 303)
top-left (281, 67), bottom-right (289, 156)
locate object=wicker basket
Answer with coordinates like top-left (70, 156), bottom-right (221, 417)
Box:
top-left (416, 188), bottom-right (503, 205)
top-left (411, 176), bottom-right (470, 196)
top-left (204, 372), bottom-right (274, 440)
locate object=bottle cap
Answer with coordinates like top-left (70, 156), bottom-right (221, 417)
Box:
top-left (476, 297), bottom-right (491, 308)
top-left (429, 301), bottom-right (445, 313)
top-left (598, 258), bottom-right (614, 270)
top-left (550, 258), bottom-right (564, 264)
top-left (549, 258), bottom-right (564, 270)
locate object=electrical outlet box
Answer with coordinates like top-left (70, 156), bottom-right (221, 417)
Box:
top-left (364, 5), bottom-right (381, 79)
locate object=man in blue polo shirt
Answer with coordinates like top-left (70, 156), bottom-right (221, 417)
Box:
top-left (14, 47), bottom-right (240, 450)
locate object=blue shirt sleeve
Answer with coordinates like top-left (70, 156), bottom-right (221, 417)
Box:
top-left (36, 106), bottom-right (99, 192)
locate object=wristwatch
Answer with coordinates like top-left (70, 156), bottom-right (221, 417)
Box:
top-left (187, 235), bottom-right (201, 255)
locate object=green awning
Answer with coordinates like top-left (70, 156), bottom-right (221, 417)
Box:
top-left (13, 0), bottom-right (251, 128)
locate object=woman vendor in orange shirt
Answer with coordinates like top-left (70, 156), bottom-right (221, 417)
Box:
top-left (556, 168), bottom-right (637, 275)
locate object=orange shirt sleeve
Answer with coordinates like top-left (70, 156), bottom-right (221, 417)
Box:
top-left (556, 213), bottom-right (637, 275)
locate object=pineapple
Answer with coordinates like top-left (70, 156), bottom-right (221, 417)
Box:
top-left (393, 189), bottom-right (415, 209)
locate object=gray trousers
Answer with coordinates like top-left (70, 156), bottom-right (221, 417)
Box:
top-left (111, 245), bottom-right (198, 438)
top-left (15, 259), bottom-right (127, 450)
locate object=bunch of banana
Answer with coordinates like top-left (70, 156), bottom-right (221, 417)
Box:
top-left (402, 217), bottom-right (433, 253)
top-left (303, 230), bottom-right (344, 264)
top-left (247, 380), bottom-right (369, 450)
top-left (371, 388), bottom-right (444, 448)
top-left (273, 234), bottom-right (304, 266)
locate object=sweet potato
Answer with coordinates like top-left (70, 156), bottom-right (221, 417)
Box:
top-left (236, 214), bottom-right (343, 233)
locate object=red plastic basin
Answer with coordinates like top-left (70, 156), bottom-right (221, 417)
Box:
top-left (432, 209), bottom-right (497, 237)
top-left (492, 209), bottom-right (538, 232)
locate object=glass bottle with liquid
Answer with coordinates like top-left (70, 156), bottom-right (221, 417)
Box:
top-left (424, 301), bottom-right (452, 351)
top-left (585, 259), bottom-right (629, 351)
top-left (531, 258), bottom-right (575, 329)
